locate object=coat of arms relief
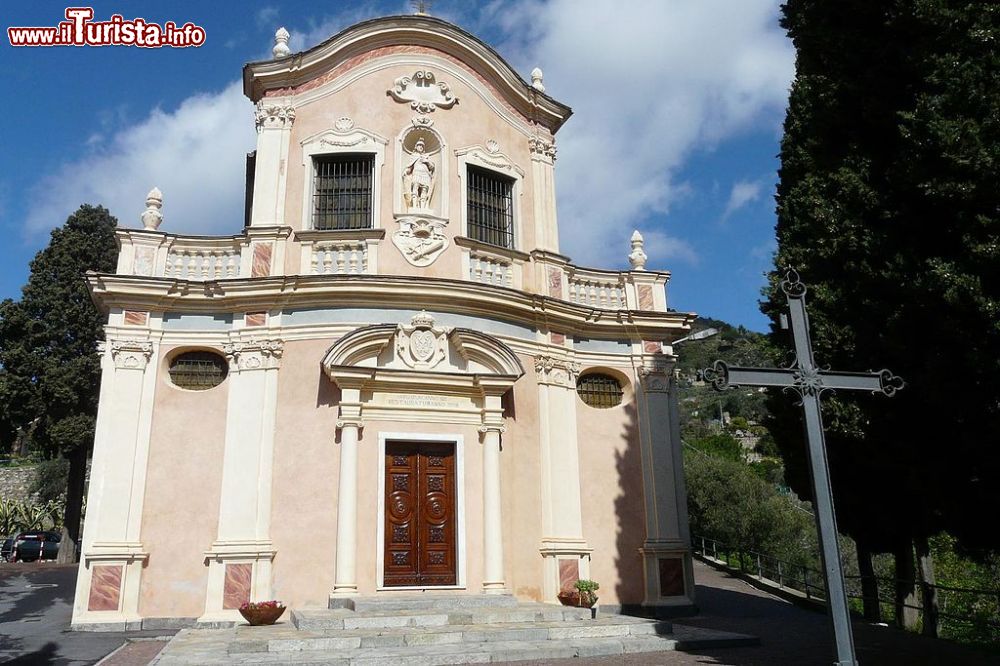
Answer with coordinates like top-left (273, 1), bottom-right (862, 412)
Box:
top-left (395, 311), bottom-right (450, 370)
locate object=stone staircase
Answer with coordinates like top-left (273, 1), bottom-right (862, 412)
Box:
top-left (152, 595), bottom-right (757, 665)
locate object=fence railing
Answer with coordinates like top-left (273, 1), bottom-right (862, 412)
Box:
top-left (693, 535), bottom-right (1000, 641)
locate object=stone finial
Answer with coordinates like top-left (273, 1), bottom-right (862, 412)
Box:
top-left (272, 27), bottom-right (290, 58)
top-left (628, 230), bottom-right (648, 270)
top-left (140, 187), bottom-right (163, 230)
top-left (530, 67), bottom-right (545, 93)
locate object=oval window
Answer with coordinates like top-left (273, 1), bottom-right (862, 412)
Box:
top-left (576, 373), bottom-right (624, 408)
top-left (168, 351), bottom-right (228, 390)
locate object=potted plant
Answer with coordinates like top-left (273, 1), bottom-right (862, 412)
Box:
top-left (556, 579), bottom-right (600, 608)
top-left (238, 600), bottom-right (286, 626)
top-left (574, 579), bottom-right (600, 608)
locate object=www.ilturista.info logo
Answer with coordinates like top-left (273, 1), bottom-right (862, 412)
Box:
top-left (7, 7), bottom-right (206, 48)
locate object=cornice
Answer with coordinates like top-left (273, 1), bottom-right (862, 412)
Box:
top-left (242, 15), bottom-right (572, 132)
top-left (85, 272), bottom-right (696, 342)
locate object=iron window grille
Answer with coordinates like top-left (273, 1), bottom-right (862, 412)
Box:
top-left (467, 165), bottom-right (514, 249)
top-left (168, 351), bottom-right (228, 390)
top-left (312, 154), bottom-right (375, 230)
top-left (576, 373), bottom-right (624, 408)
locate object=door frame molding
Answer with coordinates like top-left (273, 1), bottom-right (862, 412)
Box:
top-left (376, 431), bottom-right (466, 591)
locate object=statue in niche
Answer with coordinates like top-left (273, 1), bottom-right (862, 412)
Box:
top-left (403, 138), bottom-right (436, 211)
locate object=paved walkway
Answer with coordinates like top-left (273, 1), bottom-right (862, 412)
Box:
top-left (3, 560), bottom-right (997, 665)
top-left (507, 560), bottom-right (998, 665)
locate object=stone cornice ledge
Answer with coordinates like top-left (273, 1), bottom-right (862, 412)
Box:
top-left (85, 272), bottom-right (697, 341)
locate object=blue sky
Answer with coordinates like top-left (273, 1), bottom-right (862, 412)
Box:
top-left (0, 1), bottom-right (791, 330)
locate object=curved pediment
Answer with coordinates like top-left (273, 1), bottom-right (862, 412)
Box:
top-left (244, 15), bottom-right (572, 132)
top-left (322, 312), bottom-right (524, 385)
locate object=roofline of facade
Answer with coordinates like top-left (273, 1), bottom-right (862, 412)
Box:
top-left (243, 14), bottom-right (573, 133)
top-left (86, 272), bottom-right (696, 343)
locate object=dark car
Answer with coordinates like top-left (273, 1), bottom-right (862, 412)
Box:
top-left (1, 536), bottom-right (14, 562)
top-left (13, 531), bottom-right (61, 562)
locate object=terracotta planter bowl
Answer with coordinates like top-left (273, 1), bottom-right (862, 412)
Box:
top-left (239, 605), bottom-right (286, 626)
top-left (557, 591), bottom-right (598, 608)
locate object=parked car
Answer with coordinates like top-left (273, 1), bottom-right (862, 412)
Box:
top-left (1, 536), bottom-right (14, 562)
top-left (13, 531), bottom-right (61, 562)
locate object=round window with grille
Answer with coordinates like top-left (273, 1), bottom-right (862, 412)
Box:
top-left (167, 351), bottom-right (228, 390)
top-left (576, 373), bottom-right (624, 409)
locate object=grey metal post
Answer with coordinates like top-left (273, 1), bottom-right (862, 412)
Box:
top-left (701, 269), bottom-right (904, 666)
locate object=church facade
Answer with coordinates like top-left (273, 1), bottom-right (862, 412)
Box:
top-left (71, 14), bottom-right (696, 630)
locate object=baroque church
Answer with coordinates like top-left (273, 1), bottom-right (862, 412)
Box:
top-left (72, 13), bottom-right (696, 629)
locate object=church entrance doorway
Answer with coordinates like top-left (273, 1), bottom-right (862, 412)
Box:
top-left (383, 441), bottom-right (458, 587)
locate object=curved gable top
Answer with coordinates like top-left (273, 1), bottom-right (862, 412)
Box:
top-left (244, 15), bottom-right (573, 133)
top-left (322, 322), bottom-right (525, 379)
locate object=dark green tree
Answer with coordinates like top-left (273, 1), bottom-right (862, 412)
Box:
top-left (0, 205), bottom-right (118, 561)
top-left (766, 0), bottom-right (1000, 632)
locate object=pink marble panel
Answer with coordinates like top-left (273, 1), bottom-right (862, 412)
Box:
top-left (245, 312), bottom-right (267, 327)
top-left (223, 563), bottom-right (252, 610)
top-left (251, 244), bottom-right (273, 278)
top-left (547, 268), bottom-right (562, 297)
top-left (658, 558), bottom-right (685, 597)
top-left (637, 284), bottom-right (654, 310)
top-left (123, 310), bottom-right (149, 326)
top-left (558, 559), bottom-right (579, 593)
top-left (87, 565), bottom-right (122, 611)
top-left (550, 332), bottom-right (566, 346)
top-left (643, 340), bottom-right (663, 354)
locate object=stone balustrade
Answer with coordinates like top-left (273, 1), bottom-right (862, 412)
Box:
top-left (469, 251), bottom-right (514, 287)
top-left (567, 269), bottom-right (627, 310)
top-left (311, 240), bottom-right (369, 275)
top-left (165, 244), bottom-right (242, 280)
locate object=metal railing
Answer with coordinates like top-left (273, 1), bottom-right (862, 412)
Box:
top-left (693, 535), bottom-right (1000, 640)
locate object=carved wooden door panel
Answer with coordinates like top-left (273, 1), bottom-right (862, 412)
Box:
top-left (384, 442), bottom-right (457, 587)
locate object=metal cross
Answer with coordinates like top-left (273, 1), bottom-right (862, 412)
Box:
top-left (701, 269), bottom-right (903, 666)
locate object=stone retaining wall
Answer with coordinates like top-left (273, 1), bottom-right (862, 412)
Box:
top-left (0, 465), bottom-right (38, 503)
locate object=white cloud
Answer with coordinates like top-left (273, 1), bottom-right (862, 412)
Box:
top-left (494, 0), bottom-right (793, 267)
top-left (722, 179), bottom-right (764, 220)
top-left (20, 0), bottom-right (793, 270)
top-left (256, 6), bottom-right (280, 29)
top-left (24, 82), bottom-right (255, 237)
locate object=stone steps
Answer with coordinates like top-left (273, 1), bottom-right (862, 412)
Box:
top-left (223, 634), bottom-right (691, 664)
top-left (291, 604), bottom-right (594, 631)
top-left (331, 594), bottom-right (520, 612)
top-left (232, 616), bottom-right (671, 654)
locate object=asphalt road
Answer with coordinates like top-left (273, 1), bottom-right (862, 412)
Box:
top-left (0, 563), bottom-right (127, 666)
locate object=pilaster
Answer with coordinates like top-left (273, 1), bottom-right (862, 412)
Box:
top-left (534, 354), bottom-right (592, 602)
top-left (634, 359), bottom-right (695, 608)
top-left (200, 338), bottom-right (283, 623)
top-left (250, 99), bottom-right (295, 227)
top-left (528, 134), bottom-right (559, 253)
top-left (71, 337), bottom-right (157, 630)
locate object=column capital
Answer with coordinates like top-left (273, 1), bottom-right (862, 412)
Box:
top-left (478, 424), bottom-right (506, 435)
top-left (223, 339), bottom-right (283, 372)
top-left (535, 354), bottom-right (580, 388)
top-left (254, 100), bottom-right (295, 132)
top-left (528, 136), bottom-right (557, 163)
top-left (336, 419), bottom-right (364, 431)
top-left (102, 338), bottom-right (154, 370)
top-left (636, 363), bottom-right (672, 393)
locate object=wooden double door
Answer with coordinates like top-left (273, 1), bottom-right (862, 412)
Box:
top-left (383, 441), bottom-right (457, 587)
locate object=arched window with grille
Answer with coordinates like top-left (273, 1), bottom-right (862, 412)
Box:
top-left (576, 372), bottom-right (624, 408)
top-left (167, 350), bottom-right (229, 390)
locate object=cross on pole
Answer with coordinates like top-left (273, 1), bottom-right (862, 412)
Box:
top-left (701, 269), bottom-right (903, 666)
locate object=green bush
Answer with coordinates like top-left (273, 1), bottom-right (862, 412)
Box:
top-left (30, 457), bottom-right (69, 504)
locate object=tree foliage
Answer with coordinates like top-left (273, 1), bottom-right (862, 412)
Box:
top-left (765, 0), bottom-right (1000, 554)
top-left (0, 205), bottom-right (118, 557)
